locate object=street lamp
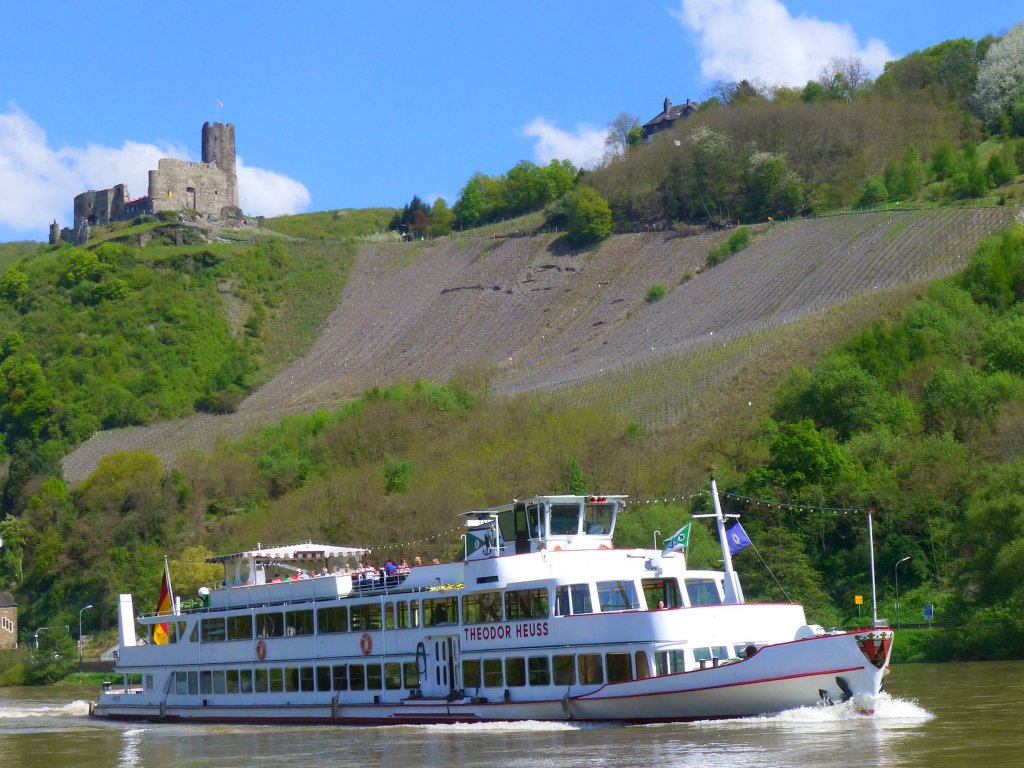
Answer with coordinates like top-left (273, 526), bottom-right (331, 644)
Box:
top-left (79, 604), bottom-right (94, 664)
top-left (894, 557), bottom-right (911, 630)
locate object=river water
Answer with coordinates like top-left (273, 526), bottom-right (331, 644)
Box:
top-left (0, 661), bottom-right (1020, 768)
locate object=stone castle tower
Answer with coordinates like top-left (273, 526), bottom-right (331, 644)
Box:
top-left (202, 122), bottom-right (238, 210)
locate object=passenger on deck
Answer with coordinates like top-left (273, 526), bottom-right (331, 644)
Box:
top-left (413, 556), bottom-right (423, 567)
top-left (319, 567), bottom-right (330, 577)
top-left (398, 558), bottom-right (411, 575)
top-left (432, 558), bottom-right (441, 565)
top-left (270, 575), bottom-right (282, 584)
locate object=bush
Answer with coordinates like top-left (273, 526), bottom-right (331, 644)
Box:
top-left (857, 177), bottom-right (889, 208)
top-left (645, 284), bottom-right (667, 303)
top-left (707, 226), bottom-right (752, 266)
top-left (566, 187), bottom-right (613, 245)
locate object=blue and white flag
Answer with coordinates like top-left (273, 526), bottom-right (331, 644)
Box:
top-left (727, 522), bottom-right (752, 555)
top-left (661, 523), bottom-right (691, 556)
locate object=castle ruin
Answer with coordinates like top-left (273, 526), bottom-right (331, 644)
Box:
top-left (52, 122), bottom-right (240, 244)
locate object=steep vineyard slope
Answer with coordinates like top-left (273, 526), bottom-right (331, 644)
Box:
top-left (62, 207), bottom-right (1016, 483)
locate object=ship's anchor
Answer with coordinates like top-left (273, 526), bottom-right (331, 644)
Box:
top-left (818, 676), bottom-right (853, 705)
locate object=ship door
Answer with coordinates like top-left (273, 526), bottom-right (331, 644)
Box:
top-left (428, 635), bottom-right (460, 698)
top-left (513, 502), bottom-right (531, 554)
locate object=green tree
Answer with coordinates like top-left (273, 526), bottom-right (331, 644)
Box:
top-left (563, 457), bottom-right (589, 494)
top-left (26, 627), bottom-right (76, 685)
top-left (0, 268), bottom-right (28, 306)
top-left (974, 22), bottom-right (1024, 128)
top-left (566, 187), bottom-right (613, 245)
top-left (857, 177), bottom-right (889, 208)
top-left (427, 197), bottom-right (455, 236)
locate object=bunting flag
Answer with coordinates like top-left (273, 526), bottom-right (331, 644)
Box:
top-left (152, 559), bottom-right (174, 645)
top-left (661, 523), bottom-right (691, 556)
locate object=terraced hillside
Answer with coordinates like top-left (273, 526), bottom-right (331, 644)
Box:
top-left (62, 207), bottom-right (1017, 483)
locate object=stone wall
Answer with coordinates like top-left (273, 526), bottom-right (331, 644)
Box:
top-left (74, 183), bottom-right (132, 229)
top-left (148, 158), bottom-right (234, 217)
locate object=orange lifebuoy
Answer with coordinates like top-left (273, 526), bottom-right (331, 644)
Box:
top-left (359, 633), bottom-right (372, 655)
top-left (255, 639), bottom-right (266, 661)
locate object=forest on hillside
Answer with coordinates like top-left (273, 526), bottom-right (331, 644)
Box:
top-left (3, 25), bottom-right (1024, 680)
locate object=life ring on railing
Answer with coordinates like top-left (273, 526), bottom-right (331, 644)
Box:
top-left (255, 639), bottom-right (266, 661)
top-left (359, 633), bottom-right (372, 655)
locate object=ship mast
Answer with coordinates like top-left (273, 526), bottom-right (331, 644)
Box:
top-left (693, 478), bottom-right (744, 604)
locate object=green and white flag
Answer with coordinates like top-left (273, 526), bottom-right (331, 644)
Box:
top-left (661, 523), bottom-right (691, 556)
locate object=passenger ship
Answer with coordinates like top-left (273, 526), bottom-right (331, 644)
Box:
top-left (91, 481), bottom-right (893, 724)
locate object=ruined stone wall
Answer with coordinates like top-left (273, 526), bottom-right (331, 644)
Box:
top-left (74, 184), bottom-right (131, 228)
top-left (147, 158), bottom-right (233, 217)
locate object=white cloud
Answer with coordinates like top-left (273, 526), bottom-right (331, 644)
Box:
top-left (0, 104), bottom-right (309, 237)
top-left (522, 117), bottom-right (607, 168)
top-left (237, 158), bottom-right (310, 217)
top-left (673, 0), bottom-right (893, 86)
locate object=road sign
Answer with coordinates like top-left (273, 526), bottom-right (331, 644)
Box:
top-left (854, 595), bottom-right (863, 605)
top-left (924, 604), bottom-right (934, 621)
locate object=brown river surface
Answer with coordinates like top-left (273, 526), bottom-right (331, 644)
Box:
top-left (0, 661), bottom-right (1020, 768)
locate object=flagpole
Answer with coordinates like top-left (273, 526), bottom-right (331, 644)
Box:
top-left (164, 555), bottom-right (177, 616)
top-left (867, 508), bottom-right (878, 626)
top-left (693, 478), bottom-right (745, 604)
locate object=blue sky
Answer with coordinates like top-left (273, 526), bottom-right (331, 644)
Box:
top-left (1, 1), bottom-right (1019, 243)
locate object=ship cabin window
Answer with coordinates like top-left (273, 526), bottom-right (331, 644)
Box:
top-left (367, 664), bottom-right (382, 690)
top-left (642, 578), bottom-right (682, 610)
top-left (605, 652), bottom-right (632, 683)
top-left (385, 603), bottom-right (395, 629)
top-left (693, 646), bottom-right (730, 665)
top-left (462, 591), bottom-right (502, 624)
top-left (410, 600), bottom-right (420, 628)
top-left (635, 651), bottom-right (651, 679)
top-left (227, 615), bottom-right (253, 641)
top-left (505, 657), bottom-right (526, 687)
top-left (505, 588), bottom-right (549, 620)
top-left (286, 609), bottom-right (314, 636)
top-left (686, 578), bottom-right (724, 606)
top-left (317, 605), bottom-right (348, 634)
top-left (256, 611), bottom-right (284, 638)
top-left (583, 502), bottom-right (615, 535)
top-left (385, 662), bottom-right (402, 690)
top-left (350, 603), bottom-right (382, 631)
top-left (549, 503), bottom-right (581, 535)
top-left (239, 669), bottom-right (253, 693)
top-left (555, 583), bottom-right (593, 616)
top-left (332, 664), bottom-right (348, 691)
top-left (552, 654), bottom-right (575, 685)
top-left (656, 649), bottom-right (687, 675)
top-left (463, 658), bottom-right (481, 688)
top-left (317, 666), bottom-right (331, 692)
top-left (201, 617), bottom-right (226, 643)
top-left (578, 653), bottom-right (604, 685)
top-left (165, 621), bottom-right (188, 643)
top-left (255, 668), bottom-right (268, 692)
top-left (404, 661), bottom-right (418, 688)
top-left (269, 668), bottom-right (284, 692)
top-left (483, 658), bottom-right (503, 687)
top-left (596, 580), bottom-right (640, 612)
top-left (528, 656), bottom-right (550, 685)
top-left (144, 674), bottom-right (155, 690)
top-left (424, 596), bottom-right (458, 626)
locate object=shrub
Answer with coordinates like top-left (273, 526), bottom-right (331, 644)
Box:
top-left (857, 177), bottom-right (889, 208)
top-left (645, 284), bottom-right (667, 303)
top-left (707, 225), bottom-right (752, 266)
top-left (566, 187), bottom-right (613, 245)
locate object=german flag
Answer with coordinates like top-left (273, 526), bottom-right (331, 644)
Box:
top-left (152, 560), bottom-right (174, 644)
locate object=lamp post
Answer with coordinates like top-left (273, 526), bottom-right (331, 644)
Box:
top-left (653, 530), bottom-right (661, 550)
top-left (894, 556), bottom-right (911, 630)
top-left (78, 604), bottom-right (93, 664)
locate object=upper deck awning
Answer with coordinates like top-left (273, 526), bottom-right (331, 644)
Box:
top-left (206, 541), bottom-right (369, 564)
